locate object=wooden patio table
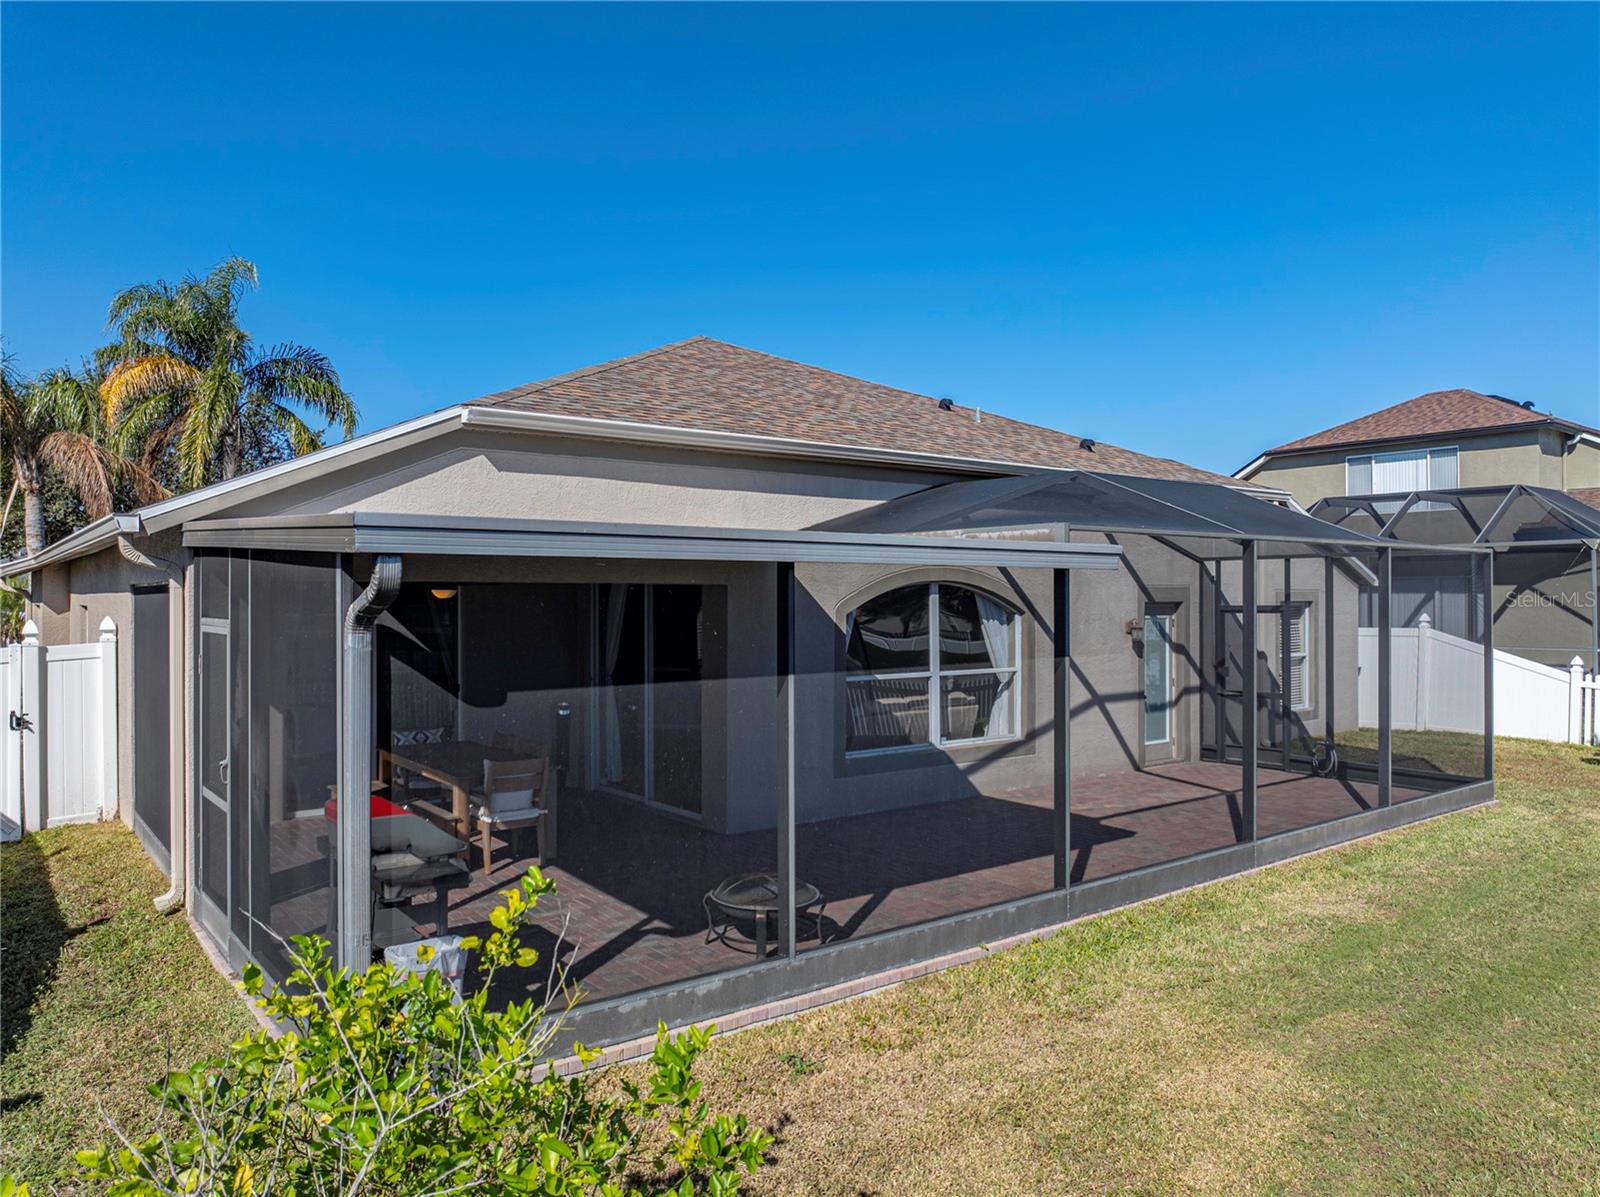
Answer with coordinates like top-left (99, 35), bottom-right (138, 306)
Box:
top-left (378, 740), bottom-right (558, 861)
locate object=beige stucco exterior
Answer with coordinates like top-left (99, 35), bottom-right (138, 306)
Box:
top-left (14, 421), bottom-right (1362, 927)
top-left (1240, 428), bottom-right (1600, 508)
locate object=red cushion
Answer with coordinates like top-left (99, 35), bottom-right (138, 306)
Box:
top-left (323, 792), bottom-right (409, 822)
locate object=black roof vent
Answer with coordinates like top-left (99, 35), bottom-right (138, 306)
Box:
top-left (937, 397), bottom-right (954, 412)
top-left (1080, 437), bottom-right (1096, 452)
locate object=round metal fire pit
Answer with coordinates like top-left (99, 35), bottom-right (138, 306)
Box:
top-left (704, 871), bottom-right (824, 957)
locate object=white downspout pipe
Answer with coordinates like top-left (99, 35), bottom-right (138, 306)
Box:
top-left (118, 536), bottom-right (187, 914)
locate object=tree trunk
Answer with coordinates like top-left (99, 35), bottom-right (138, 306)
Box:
top-left (221, 426), bottom-right (243, 481)
top-left (22, 485), bottom-right (45, 557)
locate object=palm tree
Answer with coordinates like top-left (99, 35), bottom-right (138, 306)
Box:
top-left (1, 355), bottom-right (168, 557)
top-left (101, 258), bottom-right (358, 489)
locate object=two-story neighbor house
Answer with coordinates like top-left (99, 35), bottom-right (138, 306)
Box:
top-left (1234, 388), bottom-right (1600, 507)
top-left (1236, 388), bottom-right (1600, 669)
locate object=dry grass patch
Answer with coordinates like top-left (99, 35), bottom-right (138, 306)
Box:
top-left (684, 741), bottom-right (1600, 1195)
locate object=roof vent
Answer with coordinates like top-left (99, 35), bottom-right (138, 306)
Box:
top-left (937, 397), bottom-right (955, 412)
top-left (1080, 437), bottom-right (1096, 452)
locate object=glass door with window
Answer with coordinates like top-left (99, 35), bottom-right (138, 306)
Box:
top-left (1142, 605), bottom-right (1179, 763)
top-left (196, 554), bottom-right (233, 945)
top-left (595, 583), bottom-right (709, 816)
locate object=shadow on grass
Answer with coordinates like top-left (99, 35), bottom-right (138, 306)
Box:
top-left (0, 834), bottom-right (104, 1057)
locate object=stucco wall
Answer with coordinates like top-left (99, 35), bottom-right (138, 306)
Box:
top-left (1245, 429), bottom-right (1560, 508)
top-left (229, 429), bottom-right (958, 531)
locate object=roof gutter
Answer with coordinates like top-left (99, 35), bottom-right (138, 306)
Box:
top-left (1, 513), bottom-right (143, 584)
top-left (460, 405), bottom-right (1254, 490)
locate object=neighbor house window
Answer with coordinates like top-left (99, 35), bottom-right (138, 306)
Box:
top-left (1345, 445), bottom-right (1458, 496)
top-left (844, 583), bottom-right (1019, 754)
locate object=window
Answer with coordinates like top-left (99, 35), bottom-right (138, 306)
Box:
top-left (844, 583), bottom-right (1019, 754)
top-left (1285, 604), bottom-right (1311, 711)
top-left (1346, 446), bottom-right (1459, 496)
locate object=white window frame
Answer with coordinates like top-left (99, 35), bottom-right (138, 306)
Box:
top-left (1286, 603), bottom-right (1312, 712)
top-left (845, 582), bottom-right (1022, 756)
top-left (1345, 445), bottom-right (1460, 496)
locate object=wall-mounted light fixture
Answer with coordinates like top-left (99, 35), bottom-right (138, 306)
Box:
top-left (430, 587), bottom-right (458, 601)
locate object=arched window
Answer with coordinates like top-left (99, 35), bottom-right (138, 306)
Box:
top-left (843, 582), bottom-right (1020, 754)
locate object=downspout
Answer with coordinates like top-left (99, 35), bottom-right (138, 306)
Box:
top-left (118, 535), bottom-right (187, 914)
top-left (339, 555), bottom-right (402, 971)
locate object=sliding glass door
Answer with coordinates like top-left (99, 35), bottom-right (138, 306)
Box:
top-left (596, 583), bottom-right (708, 816)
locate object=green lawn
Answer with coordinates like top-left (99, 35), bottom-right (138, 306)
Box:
top-left (0, 824), bottom-right (257, 1188)
top-left (4, 740), bottom-right (1598, 1194)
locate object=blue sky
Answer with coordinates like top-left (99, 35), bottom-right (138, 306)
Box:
top-left (3, 2), bottom-right (1596, 474)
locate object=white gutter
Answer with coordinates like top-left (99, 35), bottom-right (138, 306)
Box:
top-left (1233, 453), bottom-right (1268, 480)
top-left (1, 514), bottom-right (142, 582)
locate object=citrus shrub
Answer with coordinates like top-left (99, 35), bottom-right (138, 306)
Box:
top-left (74, 869), bottom-right (771, 1195)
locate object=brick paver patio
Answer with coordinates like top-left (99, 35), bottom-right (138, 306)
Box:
top-left (453, 761), bottom-right (1424, 1006)
top-left (261, 759), bottom-right (1430, 1005)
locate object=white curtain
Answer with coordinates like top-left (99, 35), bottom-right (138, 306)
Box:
top-left (602, 584), bottom-right (628, 784)
top-left (974, 593), bottom-right (1011, 669)
top-left (974, 593), bottom-right (1013, 735)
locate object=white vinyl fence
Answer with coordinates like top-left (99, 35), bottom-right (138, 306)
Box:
top-left (1, 617), bottom-right (119, 841)
top-left (1359, 616), bottom-right (1599, 745)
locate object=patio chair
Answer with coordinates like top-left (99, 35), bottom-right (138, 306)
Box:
top-left (470, 755), bottom-right (556, 876)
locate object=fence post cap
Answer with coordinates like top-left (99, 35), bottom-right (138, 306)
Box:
top-left (98, 615), bottom-right (118, 642)
top-left (1571, 656), bottom-right (1587, 671)
top-left (21, 619), bottom-right (39, 645)
top-left (1418, 613), bottom-right (1432, 629)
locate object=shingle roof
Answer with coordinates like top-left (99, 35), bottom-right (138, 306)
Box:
top-left (1570, 488), bottom-right (1600, 515)
top-left (1264, 388), bottom-right (1596, 456)
top-left (470, 336), bottom-right (1235, 484)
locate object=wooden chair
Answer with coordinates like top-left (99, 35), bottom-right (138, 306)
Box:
top-left (471, 756), bottom-right (557, 876)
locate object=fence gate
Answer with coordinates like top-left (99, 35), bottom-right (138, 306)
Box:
top-left (0, 618), bottom-right (119, 841)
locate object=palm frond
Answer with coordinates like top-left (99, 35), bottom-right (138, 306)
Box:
top-left (37, 430), bottom-right (114, 519)
top-left (103, 354), bottom-right (202, 422)
top-left (203, 257), bottom-right (259, 308)
top-left (33, 367), bottom-right (108, 437)
top-left (260, 402), bottom-right (326, 458)
top-left (246, 343), bottom-right (358, 437)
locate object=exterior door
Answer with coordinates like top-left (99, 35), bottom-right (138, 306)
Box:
top-left (196, 620), bottom-right (231, 943)
top-left (1141, 603), bottom-right (1181, 764)
top-left (595, 583), bottom-right (708, 816)
top-left (597, 583), bottom-right (648, 799)
top-left (1215, 605), bottom-right (1290, 761)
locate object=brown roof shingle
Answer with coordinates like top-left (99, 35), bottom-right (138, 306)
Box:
top-left (471, 337), bottom-right (1234, 484)
top-left (1266, 388), bottom-right (1595, 456)
top-left (1569, 488), bottom-right (1600, 515)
